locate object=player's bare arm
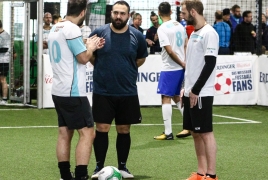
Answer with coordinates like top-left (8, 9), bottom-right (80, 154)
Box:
top-left (136, 58), bottom-right (146, 67)
top-left (164, 45), bottom-right (185, 68)
top-left (89, 55), bottom-right (96, 65)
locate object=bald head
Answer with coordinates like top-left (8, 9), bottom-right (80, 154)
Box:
top-left (43, 12), bottom-right (52, 26)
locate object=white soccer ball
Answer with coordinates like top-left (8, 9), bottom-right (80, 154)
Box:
top-left (98, 166), bottom-right (122, 180)
top-left (214, 73), bottom-right (232, 94)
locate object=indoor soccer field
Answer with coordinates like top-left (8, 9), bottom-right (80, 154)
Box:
top-left (0, 105), bottom-right (267, 179)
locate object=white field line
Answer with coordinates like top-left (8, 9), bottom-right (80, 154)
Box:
top-left (212, 114), bottom-right (261, 123)
top-left (0, 114), bottom-right (261, 129)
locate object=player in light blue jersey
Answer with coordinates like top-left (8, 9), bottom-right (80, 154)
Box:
top-left (48, 0), bottom-right (104, 179)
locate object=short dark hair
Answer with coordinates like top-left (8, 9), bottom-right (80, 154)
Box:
top-left (222, 8), bottom-right (230, 16)
top-left (242, 10), bottom-right (252, 19)
top-left (130, 11), bottom-right (135, 17)
top-left (133, 13), bottom-right (141, 20)
top-left (113, 0), bottom-right (130, 13)
top-left (0, 20), bottom-right (2, 28)
top-left (67, 0), bottom-right (87, 17)
top-left (181, 0), bottom-right (204, 16)
top-left (215, 10), bottom-right (222, 20)
top-left (231, 4), bottom-right (240, 12)
top-left (52, 14), bottom-right (60, 21)
top-left (158, 2), bottom-right (171, 16)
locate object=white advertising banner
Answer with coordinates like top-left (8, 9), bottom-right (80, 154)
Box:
top-left (137, 55), bottom-right (162, 106)
top-left (213, 55), bottom-right (258, 105)
top-left (85, 62), bottom-right (94, 105)
top-left (42, 54), bottom-right (54, 108)
top-left (42, 54), bottom-right (261, 108)
top-left (257, 55), bottom-right (268, 106)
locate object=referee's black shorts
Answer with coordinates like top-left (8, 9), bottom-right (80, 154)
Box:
top-left (183, 96), bottom-right (214, 133)
top-left (92, 93), bottom-right (142, 125)
top-left (52, 95), bottom-right (94, 130)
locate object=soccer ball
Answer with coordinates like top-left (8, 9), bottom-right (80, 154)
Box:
top-left (98, 166), bottom-right (122, 180)
top-left (214, 73), bottom-right (232, 94)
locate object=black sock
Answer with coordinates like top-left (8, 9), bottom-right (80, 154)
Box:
top-left (93, 131), bottom-right (108, 170)
top-left (75, 165), bottom-right (88, 180)
top-left (197, 173), bottom-right (204, 176)
top-left (206, 174), bottom-right (216, 178)
top-left (58, 161), bottom-right (72, 180)
top-left (116, 133), bottom-right (131, 170)
top-left (2, 98), bottom-right (7, 101)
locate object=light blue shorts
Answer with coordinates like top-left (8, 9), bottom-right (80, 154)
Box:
top-left (157, 69), bottom-right (185, 96)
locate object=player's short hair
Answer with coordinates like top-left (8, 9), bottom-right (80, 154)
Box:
top-left (158, 2), bottom-right (171, 16)
top-left (181, 0), bottom-right (204, 16)
top-left (231, 4), bottom-right (240, 12)
top-left (133, 13), bottom-right (141, 20)
top-left (0, 20), bottom-right (2, 28)
top-left (52, 14), bottom-right (61, 22)
top-left (130, 11), bottom-right (136, 17)
top-left (113, 0), bottom-right (130, 13)
top-left (215, 10), bottom-right (222, 20)
top-left (242, 10), bottom-right (252, 18)
top-left (67, 0), bottom-right (87, 17)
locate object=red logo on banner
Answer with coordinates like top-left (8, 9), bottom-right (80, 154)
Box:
top-left (214, 73), bottom-right (232, 94)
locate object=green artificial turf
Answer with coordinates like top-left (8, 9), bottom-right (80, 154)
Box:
top-left (0, 106), bottom-right (267, 179)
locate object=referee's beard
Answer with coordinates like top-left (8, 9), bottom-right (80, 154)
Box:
top-left (111, 17), bottom-right (128, 30)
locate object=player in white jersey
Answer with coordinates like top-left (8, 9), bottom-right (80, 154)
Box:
top-left (154, 2), bottom-right (189, 140)
top-left (181, 1), bottom-right (219, 180)
top-left (48, 0), bottom-right (104, 179)
top-left (0, 20), bottom-right (11, 105)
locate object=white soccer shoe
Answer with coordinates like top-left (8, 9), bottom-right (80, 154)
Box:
top-left (120, 169), bottom-right (134, 179)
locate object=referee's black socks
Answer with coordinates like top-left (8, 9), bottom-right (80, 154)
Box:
top-left (116, 132), bottom-right (131, 170)
top-left (93, 130), bottom-right (109, 170)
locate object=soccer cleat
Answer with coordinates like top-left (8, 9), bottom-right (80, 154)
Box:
top-left (176, 130), bottom-right (191, 138)
top-left (119, 168), bottom-right (134, 179)
top-left (154, 132), bottom-right (174, 140)
top-left (205, 175), bottom-right (218, 180)
top-left (0, 100), bottom-right (7, 105)
top-left (91, 167), bottom-right (101, 179)
top-left (186, 172), bottom-right (206, 180)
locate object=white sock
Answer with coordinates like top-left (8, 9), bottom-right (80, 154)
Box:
top-left (176, 102), bottom-right (184, 116)
top-left (162, 104), bottom-right (172, 135)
